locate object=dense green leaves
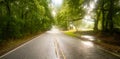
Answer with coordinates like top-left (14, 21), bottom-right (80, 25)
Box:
top-left (56, 0), bottom-right (120, 33)
top-left (0, 0), bottom-right (120, 40)
top-left (56, 0), bottom-right (84, 30)
top-left (0, 0), bottom-right (53, 40)
top-left (94, 0), bottom-right (120, 33)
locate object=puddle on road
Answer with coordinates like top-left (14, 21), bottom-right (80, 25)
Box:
top-left (81, 41), bottom-right (94, 47)
top-left (81, 35), bottom-right (95, 41)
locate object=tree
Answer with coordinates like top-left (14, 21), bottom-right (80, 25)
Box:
top-left (56, 0), bottom-right (84, 30)
top-left (0, 0), bottom-right (53, 40)
top-left (91, 0), bottom-right (120, 35)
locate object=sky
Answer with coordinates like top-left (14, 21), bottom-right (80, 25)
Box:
top-left (50, 0), bottom-right (63, 17)
top-left (51, 0), bottom-right (63, 7)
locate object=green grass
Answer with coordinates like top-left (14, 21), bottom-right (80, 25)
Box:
top-left (64, 31), bottom-right (76, 37)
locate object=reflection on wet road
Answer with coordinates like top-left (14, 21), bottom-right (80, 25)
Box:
top-left (56, 33), bottom-right (119, 59)
top-left (0, 29), bottom-right (119, 59)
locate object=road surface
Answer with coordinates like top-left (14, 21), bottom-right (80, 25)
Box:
top-left (0, 29), bottom-right (120, 59)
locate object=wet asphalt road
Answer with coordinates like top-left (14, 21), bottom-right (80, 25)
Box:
top-left (0, 30), bottom-right (120, 59)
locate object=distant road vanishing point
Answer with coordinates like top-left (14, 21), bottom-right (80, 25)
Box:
top-left (0, 28), bottom-right (119, 59)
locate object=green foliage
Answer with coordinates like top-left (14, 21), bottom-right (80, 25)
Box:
top-left (94, 0), bottom-right (120, 33)
top-left (56, 0), bottom-right (120, 34)
top-left (0, 0), bottom-right (53, 40)
top-left (0, 16), bottom-right (22, 39)
top-left (64, 31), bottom-right (76, 37)
top-left (56, 0), bottom-right (84, 30)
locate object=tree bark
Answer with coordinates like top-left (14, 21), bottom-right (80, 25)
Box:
top-left (4, 0), bottom-right (11, 16)
top-left (94, 10), bottom-right (101, 31)
top-left (107, 0), bottom-right (114, 33)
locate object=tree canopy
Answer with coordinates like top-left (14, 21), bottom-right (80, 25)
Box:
top-left (0, 0), bottom-right (53, 39)
top-left (0, 0), bottom-right (120, 40)
top-left (56, 0), bottom-right (120, 33)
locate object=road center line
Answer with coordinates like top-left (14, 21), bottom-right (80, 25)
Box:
top-left (54, 39), bottom-right (60, 59)
top-left (54, 38), bottom-right (66, 59)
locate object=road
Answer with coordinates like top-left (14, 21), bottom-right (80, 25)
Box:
top-left (0, 29), bottom-right (120, 59)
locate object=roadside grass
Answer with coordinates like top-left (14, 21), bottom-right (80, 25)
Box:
top-left (64, 30), bottom-right (76, 37)
top-left (64, 30), bottom-right (120, 55)
top-left (0, 32), bottom-right (42, 56)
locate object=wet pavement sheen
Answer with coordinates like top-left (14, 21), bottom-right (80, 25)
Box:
top-left (0, 31), bottom-right (120, 59)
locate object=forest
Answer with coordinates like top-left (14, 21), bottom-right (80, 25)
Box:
top-left (0, 0), bottom-right (120, 42)
top-left (0, 0), bottom-right (53, 40)
top-left (56, 0), bottom-right (120, 34)
top-left (0, 0), bottom-right (120, 56)
top-left (55, 0), bottom-right (120, 54)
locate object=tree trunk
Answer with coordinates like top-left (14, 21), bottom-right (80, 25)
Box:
top-left (4, 0), bottom-right (11, 16)
top-left (94, 10), bottom-right (100, 31)
top-left (107, 0), bottom-right (114, 33)
top-left (101, 0), bottom-right (106, 32)
top-left (3, 0), bottom-right (11, 39)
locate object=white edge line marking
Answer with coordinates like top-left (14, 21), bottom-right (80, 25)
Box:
top-left (0, 34), bottom-right (43, 58)
top-left (96, 45), bottom-right (120, 58)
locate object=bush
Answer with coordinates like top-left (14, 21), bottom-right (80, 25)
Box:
top-left (0, 16), bottom-right (23, 39)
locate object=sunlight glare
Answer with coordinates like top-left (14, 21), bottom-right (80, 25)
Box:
top-left (52, 10), bottom-right (56, 17)
top-left (90, 2), bottom-right (95, 9)
top-left (81, 41), bottom-right (94, 47)
top-left (81, 35), bottom-right (95, 41)
top-left (52, 0), bottom-right (63, 6)
top-left (85, 15), bottom-right (91, 20)
top-left (94, 0), bottom-right (97, 3)
top-left (47, 26), bottom-right (60, 33)
top-left (83, 15), bottom-right (94, 24)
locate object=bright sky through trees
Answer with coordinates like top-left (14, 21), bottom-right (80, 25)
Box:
top-left (52, 10), bottom-right (56, 17)
top-left (51, 0), bottom-right (63, 17)
top-left (82, 0), bottom-right (97, 29)
top-left (51, 0), bottom-right (63, 7)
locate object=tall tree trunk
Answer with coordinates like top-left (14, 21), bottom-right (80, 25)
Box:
top-left (109, 0), bottom-right (114, 31)
top-left (101, 0), bottom-right (106, 32)
top-left (107, 0), bottom-right (114, 33)
top-left (102, 10), bottom-right (105, 31)
top-left (4, 0), bottom-right (11, 16)
top-left (94, 10), bottom-right (100, 31)
top-left (3, 0), bottom-right (11, 39)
